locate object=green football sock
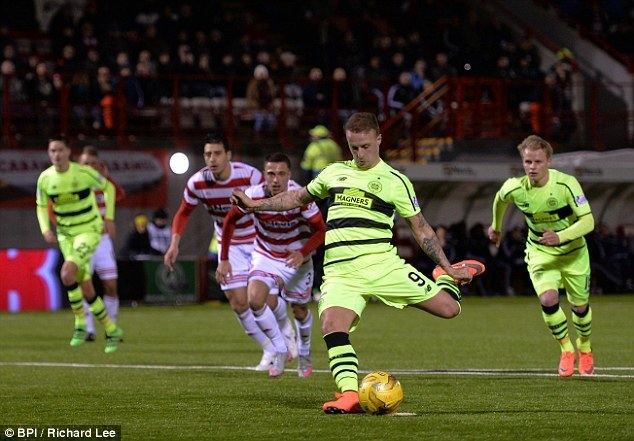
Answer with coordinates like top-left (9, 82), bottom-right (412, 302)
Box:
top-left (87, 296), bottom-right (117, 334)
top-left (541, 303), bottom-right (574, 352)
top-left (324, 332), bottom-right (359, 392)
top-left (436, 274), bottom-right (462, 302)
top-left (66, 284), bottom-right (86, 329)
top-left (572, 305), bottom-right (592, 352)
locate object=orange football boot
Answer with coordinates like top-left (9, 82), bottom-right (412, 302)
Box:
top-left (558, 351), bottom-right (575, 377)
top-left (432, 259), bottom-right (486, 281)
top-left (578, 351), bottom-right (595, 376)
top-left (322, 390), bottom-right (363, 414)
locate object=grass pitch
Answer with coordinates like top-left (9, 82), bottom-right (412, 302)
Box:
top-left (1, 295), bottom-right (633, 440)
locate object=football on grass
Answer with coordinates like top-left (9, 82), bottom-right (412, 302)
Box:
top-left (358, 371), bottom-right (404, 415)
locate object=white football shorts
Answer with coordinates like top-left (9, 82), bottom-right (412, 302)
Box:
top-left (249, 251), bottom-right (313, 304)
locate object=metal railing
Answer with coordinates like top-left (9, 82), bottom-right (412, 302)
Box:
top-left (2, 72), bottom-right (632, 151)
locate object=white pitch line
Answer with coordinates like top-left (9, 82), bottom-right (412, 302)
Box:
top-left (1, 361), bottom-right (633, 379)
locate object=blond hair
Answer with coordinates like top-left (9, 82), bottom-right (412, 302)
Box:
top-left (344, 112), bottom-right (380, 134)
top-left (517, 135), bottom-right (553, 159)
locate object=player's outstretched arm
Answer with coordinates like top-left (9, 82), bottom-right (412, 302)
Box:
top-left (405, 212), bottom-right (472, 284)
top-left (488, 226), bottom-right (501, 247)
top-left (489, 189), bottom-right (509, 247)
top-left (164, 234), bottom-right (180, 271)
top-left (164, 201), bottom-right (196, 270)
top-left (231, 187), bottom-right (314, 212)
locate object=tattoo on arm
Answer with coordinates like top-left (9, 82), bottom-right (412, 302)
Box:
top-left (257, 188), bottom-right (315, 212)
top-left (405, 213), bottom-right (450, 268)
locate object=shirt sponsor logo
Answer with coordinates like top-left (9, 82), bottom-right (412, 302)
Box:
top-left (334, 188), bottom-right (373, 209)
top-left (53, 193), bottom-right (81, 204)
top-left (575, 195), bottom-right (588, 204)
top-left (533, 212), bottom-right (559, 222)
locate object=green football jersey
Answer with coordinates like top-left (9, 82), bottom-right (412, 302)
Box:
top-left (36, 162), bottom-right (109, 236)
top-left (306, 159), bottom-right (420, 267)
top-left (494, 169), bottom-right (592, 256)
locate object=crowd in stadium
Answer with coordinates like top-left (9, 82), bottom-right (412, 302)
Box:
top-left (0, 0), bottom-right (593, 139)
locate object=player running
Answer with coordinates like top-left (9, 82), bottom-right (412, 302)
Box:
top-left (36, 136), bottom-right (123, 353)
top-left (218, 153), bottom-right (326, 378)
top-left (489, 135), bottom-right (595, 377)
top-left (164, 133), bottom-right (278, 370)
top-left (78, 145), bottom-right (126, 341)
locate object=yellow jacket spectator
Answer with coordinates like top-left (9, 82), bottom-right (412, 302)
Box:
top-left (301, 125), bottom-right (342, 180)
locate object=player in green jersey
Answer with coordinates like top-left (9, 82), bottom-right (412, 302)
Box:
top-left (488, 135), bottom-right (595, 377)
top-left (36, 136), bottom-right (123, 353)
top-left (231, 113), bottom-right (484, 413)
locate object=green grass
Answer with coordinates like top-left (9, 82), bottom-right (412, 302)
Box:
top-left (1, 296), bottom-right (633, 441)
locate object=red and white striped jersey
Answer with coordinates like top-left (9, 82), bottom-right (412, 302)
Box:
top-left (95, 177), bottom-right (123, 219)
top-left (245, 180), bottom-right (321, 260)
top-left (94, 188), bottom-right (108, 218)
top-left (183, 161), bottom-right (262, 245)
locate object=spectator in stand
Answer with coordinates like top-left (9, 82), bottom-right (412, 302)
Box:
top-left (135, 61), bottom-right (159, 106)
top-left (410, 59), bottom-right (429, 92)
top-left (387, 52), bottom-right (407, 82)
top-left (278, 51), bottom-right (302, 98)
top-left (302, 67), bottom-right (329, 123)
top-left (517, 36), bottom-right (541, 70)
top-left (364, 56), bottom-right (389, 120)
top-left (96, 66), bottom-right (115, 130)
top-left (114, 51), bottom-right (131, 73)
top-left (148, 208), bottom-right (171, 255)
top-left (545, 59), bottom-right (576, 142)
top-left (118, 67), bottom-right (144, 109)
top-left (246, 64), bottom-right (276, 134)
top-left (256, 51), bottom-right (273, 73)
top-left (194, 53), bottom-right (213, 93)
top-left (236, 53), bottom-right (255, 96)
top-left (387, 71), bottom-right (417, 117)
top-left (57, 44), bottom-right (81, 74)
top-left (156, 51), bottom-right (173, 101)
top-left (26, 62), bottom-right (57, 104)
top-left (175, 44), bottom-right (196, 98)
top-left (300, 125), bottom-right (343, 182)
top-left (0, 60), bottom-right (26, 103)
top-left (515, 54), bottom-right (543, 134)
top-left (494, 55), bottom-right (517, 80)
top-left (137, 50), bottom-right (157, 76)
top-left (84, 48), bottom-right (102, 71)
top-left (26, 62), bottom-right (58, 132)
top-left (2, 44), bottom-right (23, 70)
top-left (70, 69), bottom-right (103, 129)
top-left (209, 53), bottom-right (234, 99)
top-left (121, 214), bottom-right (153, 259)
top-left (141, 25), bottom-right (168, 57)
top-left (428, 52), bottom-right (457, 82)
top-left (331, 67), bottom-right (354, 121)
top-left (77, 22), bottom-right (99, 59)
